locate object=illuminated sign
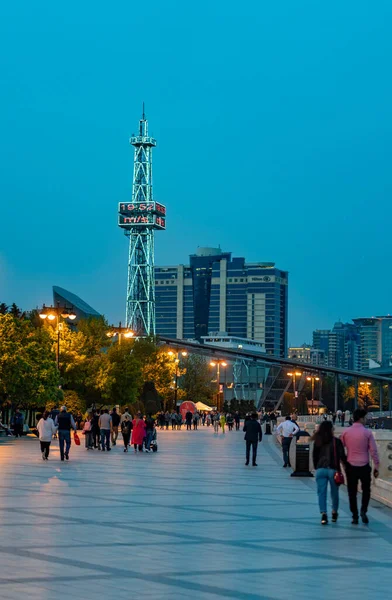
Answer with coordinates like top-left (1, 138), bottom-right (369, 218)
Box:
top-left (118, 202), bottom-right (166, 216)
top-left (118, 214), bottom-right (166, 230)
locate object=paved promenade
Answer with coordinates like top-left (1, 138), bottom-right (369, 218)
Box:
top-left (1, 427), bottom-right (392, 599)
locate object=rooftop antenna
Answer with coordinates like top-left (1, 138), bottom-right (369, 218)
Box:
top-left (142, 101), bottom-right (145, 120)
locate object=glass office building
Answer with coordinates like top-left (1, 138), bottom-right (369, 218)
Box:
top-left (155, 247), bottom-right (288, 357)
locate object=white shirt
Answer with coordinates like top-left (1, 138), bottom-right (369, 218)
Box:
top-left (276, 420), bottom-right (299, 438)
top-left (37, 417), bottom-right (57, 442)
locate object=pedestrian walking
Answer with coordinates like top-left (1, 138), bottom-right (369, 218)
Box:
top-left (185, 410), bottom-right (193, 431)
top-left (99, 409), bottom-right (112, 452)
top-left (91, 410), bottom-right (101, 449)
top-left (121, 415), bottom-right (132, 452)
top-left (193, 411), bottom-right (200, 430)
top-left (234, 411), bottom-right (240, 431)
top-left (120, 407), bottom-right (133, 424)
top-left (11, 409), bottom-right (24, 438)
top-left (176, 412), bottom-right (182, 430)
top-left (164, 411), bottom-right (170, 430)
top-left (341, 409), bottom-right (380, 524)
top-left (82, 415), bottom-right (94, 449)
top-left (132, 412), bottom-right (146, 452)
top-left (213, 412), bottom-right (220, 433)
top-left (171, 411), bottom-right (177, 430)
top-left (312, 421), bottom-right (347, 525)
top-left (202, 412), bottom-right (206, 426)
top-left (36, 411), bottom-right (57, 460)
top-left (227, 413), bottom-right (234, 431)
top-left (111, 407), bottom-right (120, 446)
top-left (276, 416), bottom-right (299, 467)
top-left (145, 414), bottom-right (155, 452)
top-left (243, 413), bottom-right (262, 466)
top-left (206, 413), bottom-right (211, 427)
top-left (220, 413), bottom-right (226, 433)
top-left (55, 406), bottom-right (77, 461)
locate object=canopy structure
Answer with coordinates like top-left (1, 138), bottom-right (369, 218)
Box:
top-left (195, 401), bottom-right (214, 412)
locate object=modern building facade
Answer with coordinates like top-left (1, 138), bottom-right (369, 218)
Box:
top-left (155, 247), bottom-right (288, 357)
top-left (288, 344), bottom-right (326, 366)
top-left (312, 322), bottom-right (360, 370)
top-left (352, 316), bottom-right (392, 370)
top-left (53, 286), bottom-right (102, 321)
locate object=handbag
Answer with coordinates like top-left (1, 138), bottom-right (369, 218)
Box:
top-left (333, 439), bottom-right (344, 486)
top-left (74, 432), bottom-right (81, 446)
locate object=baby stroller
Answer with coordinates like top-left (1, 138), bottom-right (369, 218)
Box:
top-left (150, 428), bottom-right (158, 452)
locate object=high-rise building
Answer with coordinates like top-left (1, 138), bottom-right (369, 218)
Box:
top-left (313, 323), bottom-right (361, 370)
top-left (155, 247), bottom-right (288, 357)
top-left (352, 316), bottom-right (392, 370)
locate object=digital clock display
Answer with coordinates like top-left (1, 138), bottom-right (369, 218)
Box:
top-left (118, 202), bottom-right (166, 216)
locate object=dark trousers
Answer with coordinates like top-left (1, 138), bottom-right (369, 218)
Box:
top-left (40, 441), bottom-right (51, 458)
top-left (134, 444), bottom-right (143, 451)
top-left (193, 421), bottom-right (198, 430)
top-left (14, 424), bottom-right (23, 437)
top-left (282, 437), bottom-right (292, 466)
top-left (235, 421), bottom-right (240, 430)
top-left (58, 430), bottom-right (71, 459)
top-left (346, 463), bottom-right (371, 517)
top-left (92, 427), bottom-right (100, 448)
top-left (246, 440), bottom-right (258, 464)
top-left (100, 429), bottom-right (110, 450)
top-left (85, 431), bottom-right (93, 448)
top-left (186, 423), bottom-right (191, 430)
top-left (123, 433), bottom-right (130, 448)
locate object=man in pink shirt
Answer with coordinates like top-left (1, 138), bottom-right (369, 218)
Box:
top-left (341, 408), bottom-right (380, 525)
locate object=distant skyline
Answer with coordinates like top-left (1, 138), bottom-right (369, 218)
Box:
top-left (1, 1), bottom-right (392, 344)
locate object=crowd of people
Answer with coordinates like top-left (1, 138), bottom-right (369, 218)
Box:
top-left (154, 410), bottom-right (242, 432)
top-left (3, 403), bottom-right (383, 527)
top-left (34, 406), bottom-right (158, 461)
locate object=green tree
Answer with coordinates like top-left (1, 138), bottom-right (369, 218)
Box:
top-left (0, 303), bottom-right (8, 315)
top-left (0, 314), bottom-right (60, 410)
top-left (182, 354), bottom-right (214, 405)
top-left (132, 338), bottom-right (177, 407)
top-left (104, 340), bottom-right (142, 407)
top-left (8, 303), bottom-right (23, 318)
top-left (344, 383), bottom-right (379, 410)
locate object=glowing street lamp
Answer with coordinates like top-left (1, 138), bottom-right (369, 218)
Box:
top-left (210, 360), bottom-right (227, 411)
top-left (287, 371), bottom-right (302, 398)
top-left (167, 350), bottom-right (188, 409)
top-left (39, 302), bottom-right (77, 368)
top-left (306, 375), bottom-right (320, 414)
top-left (106, 322), bottom-right (134, 345)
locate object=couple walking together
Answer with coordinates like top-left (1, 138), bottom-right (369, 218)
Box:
top-left (313, 408), bottom-right (379, 525)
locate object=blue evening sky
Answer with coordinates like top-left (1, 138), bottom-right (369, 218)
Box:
top-left (1, 1), bottom-right (391, 344)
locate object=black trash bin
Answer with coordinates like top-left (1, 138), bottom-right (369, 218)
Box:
top-left (291, 435), bottom-right (313, 477)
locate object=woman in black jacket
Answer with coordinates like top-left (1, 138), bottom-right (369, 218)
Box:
top-left (312, 421), bottom-right (347, 525)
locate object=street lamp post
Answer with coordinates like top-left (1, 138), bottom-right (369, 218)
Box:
top-left (287, 371), bottom-right (302, 397)
top-left (39, 302), bottom-right (76, 369)
top-left (306, 376), bottom-right (320, 415)
top-left (287, 371), bottom-right (302, 415)
top-left (106, 322), bottom-right (134, 345)
top-left (210, 360), bottom-right (227, 411)
top-left (168, 350), bottom-right (188, 410)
